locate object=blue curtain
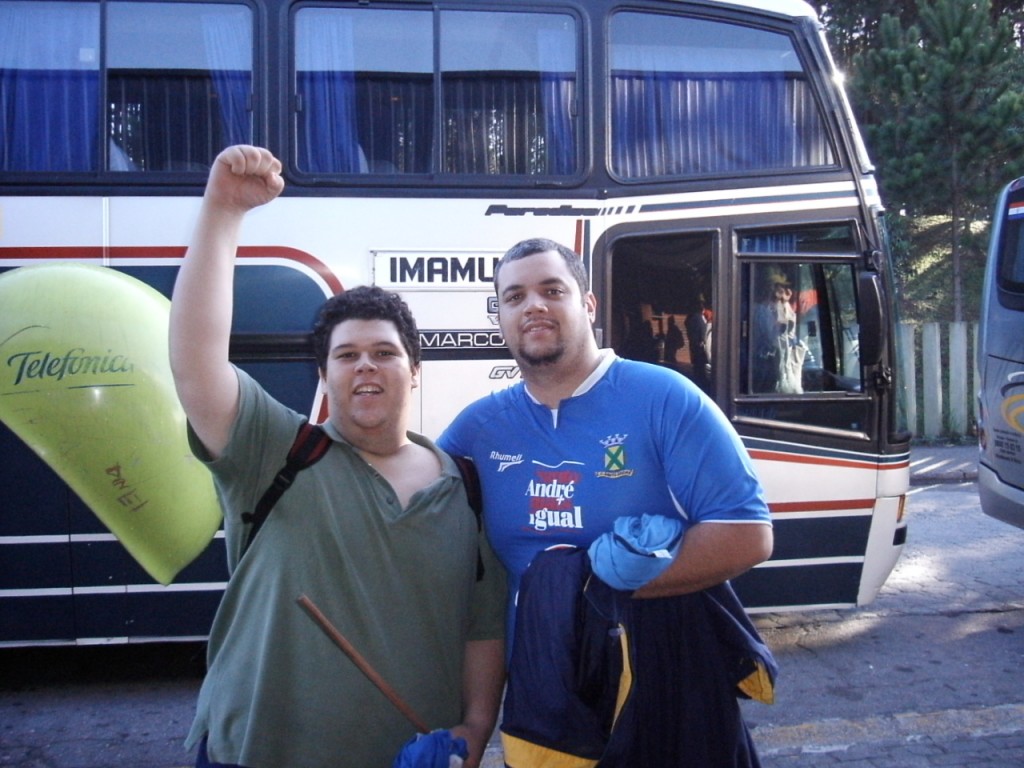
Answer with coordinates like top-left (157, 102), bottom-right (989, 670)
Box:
top-left (742, 234), bottom-right (800, 253)
top-left (201, 11), bottom-right (252, 148)
top-left (299, 72), bottom-right (360, 173)
top-left (540, 72), bottom-right (575, 174)
top-left (209, 71), bottom-right (251, 147)
top-left (538, 28), bottom-right (575, 175)
top-left (1, 70), bottom-right (98, 171)
top-left (0, 3), bottom-right (99, 172)
top-left (611, 72), bottom-right (833, 178)
top-left (296, 14), bottom-right (360, 174)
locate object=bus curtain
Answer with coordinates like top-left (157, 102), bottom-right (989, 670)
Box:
top-left (0, 3), bottom-right (251, 173)
top-left (296, 13), bottom-right (361, 175)
top-left (610, 71), bottom-right (832, 178)
top-left (0, 4), bottom-right (98, 172)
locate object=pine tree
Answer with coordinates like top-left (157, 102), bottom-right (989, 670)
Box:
top-left (850, 0), bottom-right (1024, 321)
top-left (811, 1), bottom-right (915, 71)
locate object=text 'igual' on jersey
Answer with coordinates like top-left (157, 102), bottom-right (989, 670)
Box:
top-left (525, 464), bottom-right (584, 533)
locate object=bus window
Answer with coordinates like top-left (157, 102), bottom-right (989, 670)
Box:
top-left (0, 1), bottom-right (100, 171)
top-left (441, 10), bottom-right (577, 175)
top-left (107, 2), bottom-right (252, 172)
top-left (736, 224), bottom-right (871, 435)
top-left (996, 199), bottom-right (1024, 296)
top-left (295, 7), bottom-right (432, 175)
top-left (609, 232), bottom-right (715, 394)
top-left (294, 7), bottom-right (578, 177)
top-left (0, 0), bottom-right (252, 174)
top-left (743, 261), bottom-right (860, 397)
top-left (608, 10), bottom-right (835, 179)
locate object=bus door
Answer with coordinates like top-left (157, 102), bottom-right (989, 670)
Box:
top-left (598, 220), bottom-right (900, 609)
top-left (733, 222), bottom-right (901, 608)
top-left (603, 230), bottom-right (717, 395)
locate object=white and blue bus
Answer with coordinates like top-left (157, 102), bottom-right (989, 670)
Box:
top-left (0, 0), bottom-right (911, 645)
top-left (978, 177), bottom-right (1024, 530)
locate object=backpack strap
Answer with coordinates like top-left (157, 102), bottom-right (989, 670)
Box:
top-left (241, 421), bottom-right (332, 554)
top-left (451, 455), bottom-right (485, 581)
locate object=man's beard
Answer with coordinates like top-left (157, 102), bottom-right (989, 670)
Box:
top-left (516, 343), bottom-right (564, 368)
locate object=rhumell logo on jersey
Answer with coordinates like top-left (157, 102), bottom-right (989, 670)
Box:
top-left (526, 469), bottom-right (583, 532)
top-left (489, 450), bottom-right (524, 472)
top-left (597, 433), bottom-right (634, 479)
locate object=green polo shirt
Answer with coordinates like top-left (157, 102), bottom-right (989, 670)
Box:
top-left (187, 369), bottom-right (505, 768)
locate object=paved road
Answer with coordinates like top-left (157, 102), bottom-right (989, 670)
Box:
top-left (0, 643), bottom-right (202, 767)
top-left (3, 445), bottom-right (1022, 768)
top-left (909, 441), bottom-right (979, 485)
top-left (736, 480), bottom-right (1024, 767)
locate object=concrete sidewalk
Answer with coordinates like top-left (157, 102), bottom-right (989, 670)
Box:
top-left (910, 441), bottom-right (979, 484)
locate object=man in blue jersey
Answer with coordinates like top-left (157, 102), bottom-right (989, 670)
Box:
top-left (438, 237), bottom-right (776, 767)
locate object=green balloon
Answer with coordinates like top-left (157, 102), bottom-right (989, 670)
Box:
top-left (0, 263), bottom-right (221, 585)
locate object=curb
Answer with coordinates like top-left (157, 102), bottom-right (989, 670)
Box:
top-left (752, 703), bottom-right (1024, 757)
top-left (910, 468), bottom-right (978, 485)
top-left (909, 446), bottom-right (978, 486)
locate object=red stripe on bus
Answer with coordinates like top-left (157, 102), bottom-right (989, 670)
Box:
top-left (769, 498), bottom-right (875, 514)
top-left (880, 460), bottom-right (911, 471)
top-left (0, 245), bottom-right (343, 295)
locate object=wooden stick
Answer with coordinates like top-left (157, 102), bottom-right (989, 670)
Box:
top-left (296, 594), bottom-right (430, 734)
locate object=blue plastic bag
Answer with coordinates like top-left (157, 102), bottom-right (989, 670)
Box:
top-left (392, 729), bottom-right (468, 768)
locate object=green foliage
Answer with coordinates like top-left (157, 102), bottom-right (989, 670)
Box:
top-left (812, 1), bottom-right (918, 71)
top-left (817, 0), bottom-right (1024, 69)
top-left (895, 215), bottom-right (988, 323)
top-left (852, 0), bottom-right (1024, 216)
top-left (839, 0), bottom-right (1024, 320)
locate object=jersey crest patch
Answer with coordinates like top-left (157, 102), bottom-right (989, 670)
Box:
top-left (597, 433), bottom-right (634, 479)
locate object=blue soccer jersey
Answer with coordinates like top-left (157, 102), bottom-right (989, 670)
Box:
top-left (438, 352), bottom-right (771, 630)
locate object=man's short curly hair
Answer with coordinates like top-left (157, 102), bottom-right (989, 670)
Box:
top-left (494, 238), bottom-right (589, 298)
top-left (312, 285), bottom-right (421, 371)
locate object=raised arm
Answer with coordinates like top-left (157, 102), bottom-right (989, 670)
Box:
top-left (169, 145), bottom-right (284, 458)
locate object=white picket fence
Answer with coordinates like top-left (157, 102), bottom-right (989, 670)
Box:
top-left (898, 322), bottom-right (979, 440)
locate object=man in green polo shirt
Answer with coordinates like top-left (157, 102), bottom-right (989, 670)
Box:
top-left (169, 144), bottom-right (506, 768)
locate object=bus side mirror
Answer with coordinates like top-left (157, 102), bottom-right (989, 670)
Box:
top-left (858, 271), bottom-right (884, 367)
